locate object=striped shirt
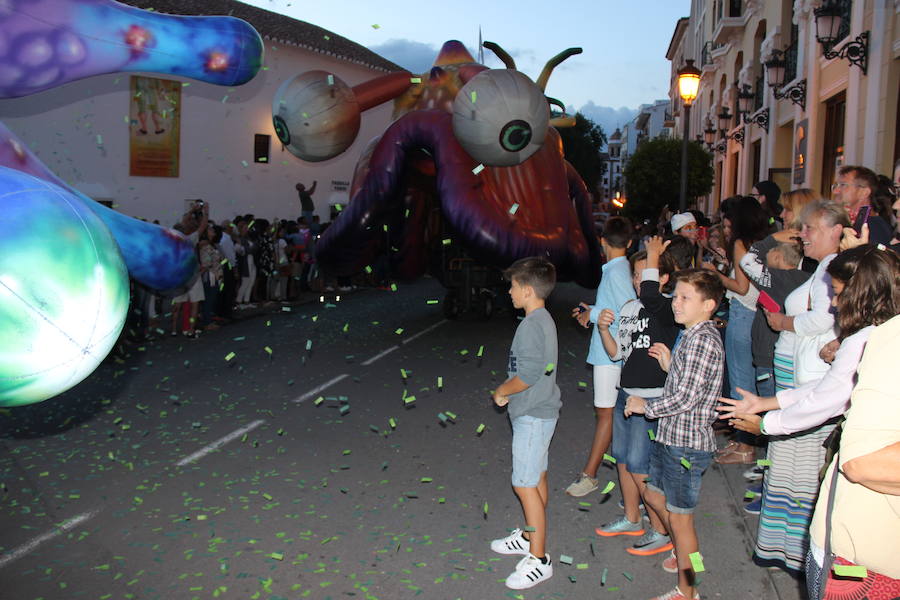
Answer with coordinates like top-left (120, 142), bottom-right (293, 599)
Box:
top-left (645, 320), bottom-right (724, 451)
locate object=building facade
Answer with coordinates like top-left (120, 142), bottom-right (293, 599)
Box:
top-left (600, 100), bottom-right (674, 205)
top-left (667, 0), bottom-right (899, 213)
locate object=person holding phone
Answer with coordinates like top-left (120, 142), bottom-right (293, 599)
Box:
top-left (831, 166), bottom-right (893, 246)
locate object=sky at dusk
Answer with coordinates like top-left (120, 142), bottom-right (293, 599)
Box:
top-left (238, 0), bottom-right (691, 137)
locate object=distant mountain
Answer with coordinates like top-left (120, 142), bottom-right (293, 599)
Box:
top-left (571, 102), bottom-right (640, 148)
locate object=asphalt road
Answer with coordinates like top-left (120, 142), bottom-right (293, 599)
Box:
top-left (1, 277), bottom-right (806, 600)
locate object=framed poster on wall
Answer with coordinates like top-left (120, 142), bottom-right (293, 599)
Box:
top-left (129, 75), bottom-right (181, 177)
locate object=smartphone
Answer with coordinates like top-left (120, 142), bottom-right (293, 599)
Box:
top-left (853, 205), bottom-right (871, 235)
top-left (697, 226), bottom-right (707, 241)
top-left (576, 305), bottom-right (587, 313)
top-left (758, 290), bottom-right (781, 313)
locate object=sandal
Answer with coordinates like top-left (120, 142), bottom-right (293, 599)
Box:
top-left (715, 448), bottom-right (756, 464)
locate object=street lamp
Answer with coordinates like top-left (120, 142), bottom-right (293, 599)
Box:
top-left (677, 59), bottom-right (701, 212)
top-left (736, 84), bottom-right (755, 115)
top-left (814, 0), bottom-right (869, 74)
top-left (703, 118), bottom-right (717, 150)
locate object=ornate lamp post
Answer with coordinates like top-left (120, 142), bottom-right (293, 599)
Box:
top-left (677, 59), bottom-right (701, 212)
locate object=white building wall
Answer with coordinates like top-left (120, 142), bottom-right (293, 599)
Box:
top-left (0, 41), bottom-right (395, 227)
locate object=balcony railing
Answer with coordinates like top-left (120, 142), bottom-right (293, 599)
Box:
top-left (753, 75), bottom-right (764, 111)
top-left (701, 41), bottom-right (714, 67)
top-left (784, 42), bottom-right (798, 83)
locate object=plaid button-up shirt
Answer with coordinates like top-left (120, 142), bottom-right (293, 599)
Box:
top-left (645, 320), bottom-right (724, 452)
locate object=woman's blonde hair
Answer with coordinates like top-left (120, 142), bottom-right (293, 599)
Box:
top-left (781, 188), bottom-right (821, 229)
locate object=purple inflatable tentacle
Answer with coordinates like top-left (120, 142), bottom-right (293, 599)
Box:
top-left (0, 0), bottom-right (263, 99)
top-left (0, 123), bottom-right (197, 290)
top-left (317, 110), bottom-right (588, 279)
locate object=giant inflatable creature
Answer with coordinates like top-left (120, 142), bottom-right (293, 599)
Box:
top-left (273, 41), bottom-right (602, 288)
top-left (0, 0), bottom-right (264, 406)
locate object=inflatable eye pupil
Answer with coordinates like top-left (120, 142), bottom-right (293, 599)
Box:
top-left (499, 120), bottom-right (532, 152)
top-left (273, 115), bottom-right (291, 145)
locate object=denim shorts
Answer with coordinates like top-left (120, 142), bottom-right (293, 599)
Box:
top-left (611, 389), bottom-right (658, 475)
top-left (511, 415), bottom-right (557, 487)
top-left (647, 442), bottom-right (713, 513)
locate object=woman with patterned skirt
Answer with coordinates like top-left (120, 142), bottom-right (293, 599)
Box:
top-left (734, 200), bottom-right (848, 573)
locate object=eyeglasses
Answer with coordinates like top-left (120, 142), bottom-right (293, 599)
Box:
top-left (830, 182), bottom-right (867, 191)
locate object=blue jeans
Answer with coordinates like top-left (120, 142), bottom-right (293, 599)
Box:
top-left (725, 302), bottom-right (756, 399)
top-left (510, 416), bottom-right (557, 487)
top-left (647, 443), bottom-right (714, 513)
top-left (611, 389), bottom-right (658, 475)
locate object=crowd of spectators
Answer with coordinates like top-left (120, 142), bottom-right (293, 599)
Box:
top-left (571, 159), bottom-right (900, 599)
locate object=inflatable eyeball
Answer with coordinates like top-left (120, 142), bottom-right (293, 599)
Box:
top-left (272, 70), bottom-right (361, 162)
top-left (0, 167), bottom-right (129, 407)
top-left (451, 69), bottom-right (549, 167)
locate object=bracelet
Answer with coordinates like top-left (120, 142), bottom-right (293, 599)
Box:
top-left (759, 417), bottom-right (767, 435)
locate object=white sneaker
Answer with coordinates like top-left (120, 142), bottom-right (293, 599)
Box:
top-left (505, 553), bottom-right (552, 589)
top-left (490, 528), bottom-right (530, 555)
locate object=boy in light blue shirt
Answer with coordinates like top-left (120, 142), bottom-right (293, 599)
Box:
top-left (566, 216), bottom-right (637, 497)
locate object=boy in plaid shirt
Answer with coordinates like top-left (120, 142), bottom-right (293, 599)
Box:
top-left (625, 269), bottom-right (724, 600)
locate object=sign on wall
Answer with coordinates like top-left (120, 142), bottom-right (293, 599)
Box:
top-left (793, 119), bottom-right (807, 185)
top-left (129, 76), bottom-right (181, 177)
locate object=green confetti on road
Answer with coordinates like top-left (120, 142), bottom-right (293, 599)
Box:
top-left (689, 551), bottom-right (705, 572)
top-left (601, 481), bottom-right (615, 494)
top-left (603, 453), bottom-right (616, 464)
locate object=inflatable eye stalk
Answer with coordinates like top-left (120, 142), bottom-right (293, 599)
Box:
top-left (451, 70), bottom-right (549, 167)
top-left (272, 70), bottom-right (413, 163)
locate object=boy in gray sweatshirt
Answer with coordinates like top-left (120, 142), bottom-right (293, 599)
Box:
top-left (490, 256), bottom-right (561, 590)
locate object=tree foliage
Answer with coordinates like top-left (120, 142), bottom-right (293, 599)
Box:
top-left (557, 112), bottom-right (607, 195)
top-left (622, 137), bottom-right (714, 221)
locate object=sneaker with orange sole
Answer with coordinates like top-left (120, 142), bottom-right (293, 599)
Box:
top-left (626, 529), bottom-right (673, 556)
top-left (595, 516), bottom-right (644, 537)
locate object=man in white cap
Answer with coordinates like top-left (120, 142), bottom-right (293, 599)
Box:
top-left (670, 212), bottom-right (698, 243)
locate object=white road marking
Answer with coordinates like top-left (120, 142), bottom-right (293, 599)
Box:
top-left (400, 319), bottom-right (447, 345)
top-left (175, 419), bottom-right (266, 466)
top-left (361, 345), bottom-right (399, 366)
top-left (0, 510), bottom-right (99, 569)
top-left (291, 374), bottom-right (349, 404)
top-left (360, 320), bottom-right (448, 366)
